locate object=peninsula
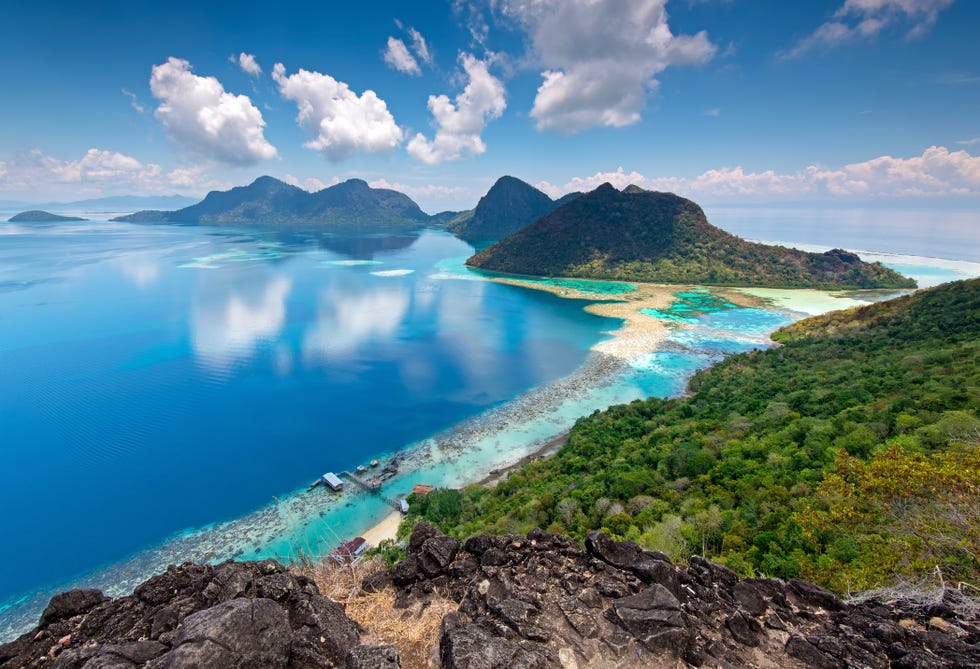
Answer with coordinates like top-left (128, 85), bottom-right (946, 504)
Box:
top-left (466, 183), bottom-right (916, 290)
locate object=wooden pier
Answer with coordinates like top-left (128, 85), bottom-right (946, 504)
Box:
top-left (340, 470), bottom-right (407, 513)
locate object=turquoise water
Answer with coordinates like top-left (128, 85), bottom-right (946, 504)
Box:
top-left (509, 277), bottom-right (638, 295)
top-left (640, 289), bottom-right (739, 324)
top-left (0, 219), bottom-right (972, 641)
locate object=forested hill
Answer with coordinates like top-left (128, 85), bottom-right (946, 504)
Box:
top-left (466, 183), bottom-right (915, 290)
top-left (447, 175), bottom-right (578, 243)
top-left (411, 278), bottom-right (980, 593)
top-left (112, 176), bottom-right (430, 227)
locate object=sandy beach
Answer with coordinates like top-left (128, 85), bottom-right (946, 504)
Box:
top-left (361, 511), bottom-right (402, 547)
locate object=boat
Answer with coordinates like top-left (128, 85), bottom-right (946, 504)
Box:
top-left (370, 459), bottom-right (380, 468)
top-left (356, 465), bottom-right (368, 474)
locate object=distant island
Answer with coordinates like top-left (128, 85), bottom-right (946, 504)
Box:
top-left (113, 176), bottom-right (429, 227)
top-left (466, 183), bottom-right (916, 290)
top-left (8, 210), bottom-right (87, 223)
top-left (446, 175), bottom-right (580, 244)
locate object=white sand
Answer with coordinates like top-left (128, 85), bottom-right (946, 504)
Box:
top-left (360, 511), bottom-right (402, 547)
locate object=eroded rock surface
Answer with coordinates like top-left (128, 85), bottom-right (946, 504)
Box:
top-left (380, 524), bottom-right (980, 669)
top-left (4, 526), bottom-right (978, 668)
top-left (0, 560), bottom-right (387, 669)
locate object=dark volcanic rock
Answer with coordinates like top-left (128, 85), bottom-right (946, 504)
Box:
top-left (0, 560), bottom-right (369, 669)
top-left (379, 524), bottom-right (980, 669)
top-left (40, 589), bottom-right (109, 626)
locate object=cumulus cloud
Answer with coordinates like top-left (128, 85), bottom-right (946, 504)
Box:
top-left (383, 37), bottom-right (421, 75)
top-left (0, 148), bottom-right (218, 196)
top-left (273, 63), bottom-right (404, 161)
top-left (783, 0), bottom-right (956, 58)
top-left (406, 53), bottom-right (506, 164)
top-left (237, 52), bottom-right (262, 76)
top-left (498, 0), bottom-right (715, 132)
top-left (150, 57), bottom-right (277, 166)
top-left (537, 147), bottom-right (980, 202)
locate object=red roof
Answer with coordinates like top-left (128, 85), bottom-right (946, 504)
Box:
top-left (334, 537), bottom-right (367, 559)
top-left (413, 484), bottom-right (435, 495)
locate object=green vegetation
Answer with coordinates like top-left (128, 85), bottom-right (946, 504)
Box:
top-left (467, 183), bottom-right (915, 290)
top-left (411, 279), bottom-right (979, 593)
top-left (447, 175), bottom-right (575, 243)
top-left (8, 210), bottom-right (86, 222)
top-left (114, 176), bottom-right (430, 227)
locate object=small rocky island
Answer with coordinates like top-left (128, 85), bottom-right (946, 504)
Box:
top-left (8, 210), bottom-right (87, 223)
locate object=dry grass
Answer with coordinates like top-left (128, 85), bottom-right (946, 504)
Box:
top-left (298, 557), bottom-right (457, 669)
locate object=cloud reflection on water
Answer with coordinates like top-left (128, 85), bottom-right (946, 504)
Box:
top-left (191, 274), bottom-right (292, 370)
top-left (302, 282), bottom-right (410, 364)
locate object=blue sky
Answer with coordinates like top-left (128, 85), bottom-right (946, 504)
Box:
top-left (1, 0), bottom-right (978, 212)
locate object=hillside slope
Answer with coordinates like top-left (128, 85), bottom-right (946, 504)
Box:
top-left (417, 278), bottom-right (979, 593)
top-left (467, 184), bottom-right (915, 289)
top-left (8, 210), bottom-right (86, 222)
top-left (448, 175), bottom-right (578, 243)
top-left (113, 176), bottom-right (429, 227)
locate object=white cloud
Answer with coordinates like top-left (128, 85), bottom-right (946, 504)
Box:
top-left (499, 0), bottom-right (715, 132)
top-left (121, 88), bottom-right (144, 114)
top-left (150, 57), bottom-right (277, 165)
top-left (237, 52), bottom-right (262, 76)
top-left (704, 108), bottom-right (721, 117)
top-left (368, 178), bottom-right (465, 198)
top-left (406, 53), bottom-right (506, 164)
top-left (49, 148), bottom-right (161, 183)
top-left (958, 137), bottom-right (980, 146)
top-left (273, 63), bottom-right (404, 161)
top-left (538, 147), bottom-right (980, 202)
top-left (0, 148), bottom-right (219, 196)
top-left (783, 0), bottom-right (955, 58)
top-left (282, 174), bottom-right (336, 192)
top-left (408, 27), bottom-right (432, 64)
top-left (383, 37), bottom-right (421, 75)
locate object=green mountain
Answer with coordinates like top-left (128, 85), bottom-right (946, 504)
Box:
top-left (414, 278), bottom-right (980, 593)
top-left (8, 210), bottom-right (87, 222)
top-left (447, 175), bottom-right (579, 243)
top-left (112, 176), bottom-right (430, 227)
top-left (467, 183), bottom-right (915, 289)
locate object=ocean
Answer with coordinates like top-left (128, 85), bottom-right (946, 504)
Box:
top-left (0, 209), bottom-right (977, 640)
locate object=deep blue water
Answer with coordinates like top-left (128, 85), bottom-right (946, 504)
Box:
top-left (1, 216), bottom-right (975, 641)
top-left (0, 222), bottom-right (611, 605)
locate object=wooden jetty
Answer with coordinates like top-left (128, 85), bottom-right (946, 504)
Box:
top-left (341, 470), bottom-right (407, 513)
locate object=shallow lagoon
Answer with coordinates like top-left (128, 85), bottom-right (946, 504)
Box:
top-left (0, 220), bottom-right (975, 640)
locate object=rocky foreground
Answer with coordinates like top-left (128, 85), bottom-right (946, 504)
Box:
top-left (3, 524), bottom-right (978, 668)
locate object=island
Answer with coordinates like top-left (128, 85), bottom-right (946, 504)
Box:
top-left (113, 176), bottom-right (431, 227)
top-left (466, 183), bottom-right (916, 290)
top-left (445, 175), bottom-right (580, 244)
top-left (8, 210), bottom-right (87, 223)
